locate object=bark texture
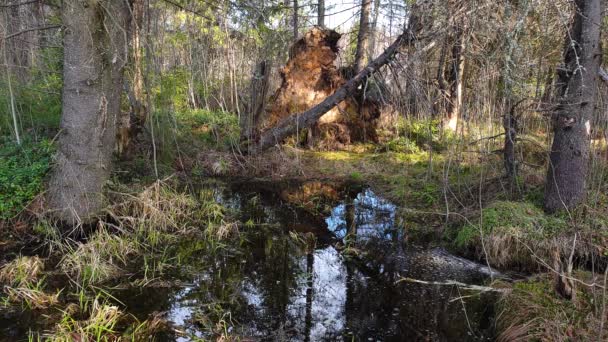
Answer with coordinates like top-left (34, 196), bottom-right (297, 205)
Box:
top-left (293, 0), bottom-right (298, 40)
top-left (353, 0), bottom-right (372, 73)
top-left (317, 0), bottom-right (325, 27)
top-left (544, 0), bottom-right (602, 213)
top-left (117, 0), bottom-right (147, 157)
top-left (240, 60), bottom-right (269, 147)
top-left (47, 0), bottom-right (130, 224)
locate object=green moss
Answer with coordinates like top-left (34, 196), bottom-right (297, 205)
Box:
top-left (349, 171), bottom-right (363, 181)
top-left (381, 136), bottom-right (421, 153)
top-left (454, 201), bottom-right (567, 248)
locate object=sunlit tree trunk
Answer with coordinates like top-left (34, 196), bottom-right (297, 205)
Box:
top-left (444, 23), bottom-right (465, 132)
top-left (544, 0), bottom-right (602, 213)
top-left (47, 0), bottom-right (130, 224)
top-left (353, 0), bottom-right (372, 73)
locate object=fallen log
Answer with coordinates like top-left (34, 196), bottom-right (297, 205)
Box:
top-left (251, 29), bottom-right (436, 153)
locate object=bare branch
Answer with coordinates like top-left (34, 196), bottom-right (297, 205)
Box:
top-left (0, 25), bottom-right (61, 42)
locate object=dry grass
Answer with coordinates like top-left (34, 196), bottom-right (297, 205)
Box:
top-left (4, 285), bottom-right (59, 309)
top-left (59, 228), bottom-right (138, 285)
top-left (481, 231), bottom-right (599, 271)
top-left (496, 272), bottom-right (608, 342)
top-left (0, 255), bottom-right (43, 286)
top-left (108, 178), bottom-right (202, 234)
top-left (44, 299), bottom-right (123, 342)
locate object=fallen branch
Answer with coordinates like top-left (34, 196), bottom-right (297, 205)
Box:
top-left (397, 277), bottom-right (509, 293)
top-left (252, 30), bottom-right (436, 153)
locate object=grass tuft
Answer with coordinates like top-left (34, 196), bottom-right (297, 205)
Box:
top-left (496, 273), bottom-right (606, 341)
top-left (59, 229), bottom-right (138, 285)
top-left (0, 255), bottom-right (44, 286)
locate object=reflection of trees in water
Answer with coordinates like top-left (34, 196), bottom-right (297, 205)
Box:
top-left (327, 188), bottom-right (397, 241)
top-left (157, 182), bottom-right (495, 340)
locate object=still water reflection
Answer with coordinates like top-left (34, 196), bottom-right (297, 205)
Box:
top-left (121, 180), bottom-right (497, 341)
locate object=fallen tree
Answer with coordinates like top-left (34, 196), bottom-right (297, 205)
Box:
top-left (263, 28), bottom-right (384, 149)
top-left (251, 27), bottom-right (434, 153)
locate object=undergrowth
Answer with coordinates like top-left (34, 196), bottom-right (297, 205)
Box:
top-left (0, 137), bottom-right (54, 219)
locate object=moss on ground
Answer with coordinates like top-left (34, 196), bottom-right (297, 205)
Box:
top-left (450, 201), bottom-right (573, 269)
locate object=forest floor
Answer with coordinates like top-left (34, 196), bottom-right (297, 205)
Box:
top-left (2, 117), bottom-right (608, 340)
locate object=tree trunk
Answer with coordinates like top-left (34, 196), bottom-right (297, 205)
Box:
top-left (241, 60), bottom-right (269, 148)
top-left (47, 0), bottom-right (130, 225)
top-left (504, 100), bottom-right (524, 194)
top-left (544, 0), bottom-right (602, 213)
top-left (368, 0), bottom-right (380, 58)
top-left (117, 0), bottom-right (147, 157)
top-left (317, 0), bottom-right (325, 27)
top-left (353, 0), bottom-right (372, 73)
top-left (444, 23), bottom-right (465, 131)
top-left (293, 0), bottom-right (298, 40)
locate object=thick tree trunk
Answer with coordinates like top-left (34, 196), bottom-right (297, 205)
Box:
top-left (544, 0), bottom-right (602, 213)
top-left (353, 0), bottom-right (372, 73)
top-left (253, 29), bottom-right (431, 153)
top-left (47, 0), bottom-right (130, 224)
top-left (317, 0), bottom-right (325, 27)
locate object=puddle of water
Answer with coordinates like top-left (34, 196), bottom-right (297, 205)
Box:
top-left (0, 180), bottom-right (498, 341)
top-left (121, 180), bottom-right (496, 341)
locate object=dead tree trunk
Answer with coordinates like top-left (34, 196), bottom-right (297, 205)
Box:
top-left (253, 28), bottom-right (432, 153)
top-left (544, 0), bottom-right (602, 213)
top-left (47, 0), bottom-right (130, 225)
top-left (354, 0), bottom-right (372, 73)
